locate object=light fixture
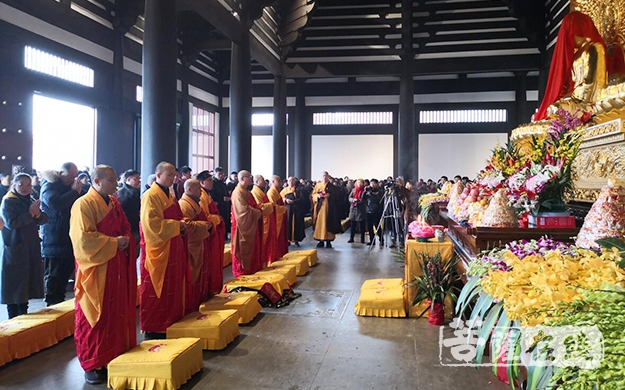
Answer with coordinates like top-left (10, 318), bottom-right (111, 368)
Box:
top-left (17, 156), bottom-right (22, 160)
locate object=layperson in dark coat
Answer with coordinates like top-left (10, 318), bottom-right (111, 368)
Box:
top-left (280, 177), bottom-right (306, 246)
top-left (347, 179), bottom-right (367, 243)
top-left (210, 167), bottom-right (232, 239)
top-left (40, 162), bottom-right (82, 306)
top-left (364, 179), bottom-right (384, 246)
top-left (117, 169), bottom-right (141, 251)
top-left (1, 173), bottom-right (49, 318)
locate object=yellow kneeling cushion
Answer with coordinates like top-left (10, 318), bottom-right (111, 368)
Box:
top-left (355, 278), bottom-right (406, 318)
top-left (16, 299), bottom-right (75, 341)
top-left (166, 310), bottom-right (239, 351)
top-left (223, 244), bottom-right (232, 268)
top-left (199, 292), bottom-right (261, 325)
top-left (223, 273), bottom-right (289, 295)
top-left (282, 249), bottom-right (318, 266)
top-left (0, 318), bottom-right (58, 359)
top-left (0, 335), bottom-right (10, 367)
top-left (271, 257), bottom-right (309, 276)
top-left (256, 264), bottom-right (297, 285)
top-left (107, 338), bottom-right (203, 390)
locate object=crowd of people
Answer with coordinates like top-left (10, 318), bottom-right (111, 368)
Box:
top-left (0, 161), bottom-right (463, 385)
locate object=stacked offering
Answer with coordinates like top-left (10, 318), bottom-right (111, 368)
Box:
top-left (479, 189), bottom-right (518, 228)
top-left (576, 178), bottom-right (625, 249)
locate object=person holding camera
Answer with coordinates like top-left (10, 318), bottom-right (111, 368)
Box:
top-left (347, 178), bottom-right (366, 243)
top-left (364, 179), bottom-right (384, 246)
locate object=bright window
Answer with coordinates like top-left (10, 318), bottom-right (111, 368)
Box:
top-left (419, 109), bottom-right (507, 123)
top-left (313, 112), bottom-right (393, 125)
top-left (24, 46), bottom-right (94, 88)
top-left (192, 106), bottom-right (216, 172)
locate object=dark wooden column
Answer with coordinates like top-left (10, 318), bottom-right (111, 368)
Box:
top-left (514, 71), bottom-right (528, 128)
top-left (229, 11), bottom-right (252, 172)
top-left (398, 0), bottom-right (415, 181)
top-left (141, 0), bottom-right (178, 179)
top-left (272, 75), bottom-right (287, 179)
top-left (293, 80), bottom-right (307, 179)
top-left (178, 77), bottom-right (190, 168)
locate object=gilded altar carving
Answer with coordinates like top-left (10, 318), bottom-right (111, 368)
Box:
top-left (573, 144), bottom-right (625, 180)
top-left (581, 119), bottom-right (622, 140)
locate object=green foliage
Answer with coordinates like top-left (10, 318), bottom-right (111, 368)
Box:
top-left (407, 251), bottom-right (461, 317)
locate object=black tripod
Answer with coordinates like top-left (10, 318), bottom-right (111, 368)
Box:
top-left (368, 186), bottom-right (404, 252)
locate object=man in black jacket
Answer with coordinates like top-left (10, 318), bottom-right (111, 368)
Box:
top-left (364, 179), bottom-right (384, 246)
top-left (117, 169), bottom-right (141, 253)
top-left (210, 167), bottom-right (231, 240)
top-left (40, 162), bottom-right (82, 306)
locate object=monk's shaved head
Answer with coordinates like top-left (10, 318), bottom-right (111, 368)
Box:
top-left (254, 174), bottom-right (265, 184)
top-left (238, 170), bottom-right (251, 182)
top-left (93, 164), bottom-right (116, 181)
top-left (184, 178), bottom-right (200, 191)
top-left (155, 162), bottom-right (175, 175)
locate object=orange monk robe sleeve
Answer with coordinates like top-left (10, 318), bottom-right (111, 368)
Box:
top-left (140, 185), bottom-right (181, 298)
top-left (231, 186), bottom-right (262, 269)
top-left (251, 186), bottom-right (274, 217)
top-left (179, 195), bottom-right (211, 283)
top-left (311, 182), bottom-right (324, 224)
top-left (268, 187), bottom-right (286, 236)
top-left (200, 191), bottom-right (223, 228)
top-left (69, 188), bottom-right (119, 327)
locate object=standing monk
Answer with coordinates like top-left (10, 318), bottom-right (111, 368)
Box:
top-left (312, 171), bottom-right (343, 248)
top-left (230, 171), bottom-right (262, 277)
top-left (139, 162), bottom-right (188, 339)
top-left (281, 177), bottom-right (306, 247)
top-left (267, 175), bottom-right (288, 259)
top-left (196, 171), bottom-right (225, 298)
top-left (69, 165), bottom-right (136, 385)
top-left (179, 179), bottom-right (212, 313)
top-left (251, 175), bottom-right (276, 266)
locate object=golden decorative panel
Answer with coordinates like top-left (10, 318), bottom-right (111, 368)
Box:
top-left (571, 0), bottom-right (625, 51)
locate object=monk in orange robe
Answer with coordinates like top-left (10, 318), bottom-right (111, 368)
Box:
top-left (179, 179), bottom-right (212, 313)
top-left (267, 175), bottom-right (288, 259)
top-left (197, 171), bottom-right (225, 298)
top-left (251, 174), bottom-right (276, 266)
top-left (139, 162), bottom-right (188, 339)
top-left (69, 165), bottom-right (136, 385)
top-left (231, 170), bottom-right (263, 277)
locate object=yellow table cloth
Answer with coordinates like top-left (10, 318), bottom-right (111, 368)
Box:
top-left (404, 237), bottom-right (455, 318)
top-left (16, 299), bottom-right (75, 341)
top-left (0, 335), bottom-right (11, 367)
top-left (222, 273), bottom-right (289, 295)
top-left (281, 249), bottom-right (318, 266)
top-left (256, 264), bottom-right (297, 286)
top-left (355, 278), bottom-right (406, 318)
top-left (199, 292), bottom-right (261, 324)
top-left (223, 244), bottom-right (232, 268)
top-left (0, 318), bottom-right (58, 359)
top-left (107, 338), bottom-right (203, 390)
top-left (271, 257), bottom-right (310, 276)
top-left (166, 310), bottom-right (239, 350)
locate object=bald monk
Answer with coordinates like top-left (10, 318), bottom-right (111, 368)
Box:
top-left (231, 170), bottom-right (263, 277)
top-left (312, 171), bottom-right (343, 248)
top-left (179, 179), bottom-right (212, 313)
top-left (69, 165), bottom-right (136, 385)
top-left (139, 162), bottom-right (188, 339)
top-left (196, 171), bottom-right (225, 298)
top-left (251, 174), bottom-right (276, 266)
top-left (267, 175), bottom-right (288, 259)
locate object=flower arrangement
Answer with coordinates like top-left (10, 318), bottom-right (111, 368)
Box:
top-left (471, 109), bottom-right (587, 217)
top-left (467, 237), bottom-right (583, 277)
top-left (408, 251), bottom-right (461, 324)
top-left (479, 248), bottom-right (625, 326)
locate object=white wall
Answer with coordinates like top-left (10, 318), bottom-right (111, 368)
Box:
top-left (250, 135), bottom-right (289, 180)
top-left (418, 133), bottom-right (508, 181)
top-left (311, 135), bottom-right (394, 180)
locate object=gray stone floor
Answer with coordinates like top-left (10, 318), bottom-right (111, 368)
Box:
top-left (0, 230), bottom-right (508, 389)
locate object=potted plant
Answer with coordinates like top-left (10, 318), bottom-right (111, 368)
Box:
top-left (408, 251), bottom-right (461, 325)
